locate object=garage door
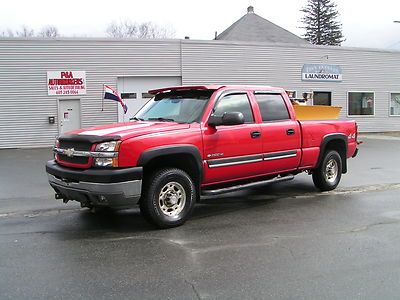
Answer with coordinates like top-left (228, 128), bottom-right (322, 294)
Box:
top-left (117, 76), bottom-right (182, 122)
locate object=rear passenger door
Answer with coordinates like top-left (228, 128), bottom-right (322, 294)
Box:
top-left (202, 92), bottom-right (264, 184)
top-left (253, 92), bottom-right (301, 174)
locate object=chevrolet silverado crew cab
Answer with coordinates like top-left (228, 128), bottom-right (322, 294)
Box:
top-left (46, 85), bottom-right (359, 228)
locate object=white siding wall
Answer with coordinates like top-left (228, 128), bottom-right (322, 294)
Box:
top-left (1, 38), bottom-right (400, 148)
top-left (0, 39), bottom-right (181, 148)
top-left (181, 40), bottom-right (400, 132)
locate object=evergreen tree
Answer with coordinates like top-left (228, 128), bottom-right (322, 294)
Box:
top-left (301, 0), bottom-right (345, 46)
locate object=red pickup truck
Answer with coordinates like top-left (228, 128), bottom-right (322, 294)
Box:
top-left (46, 85), bottom-right (358, 228)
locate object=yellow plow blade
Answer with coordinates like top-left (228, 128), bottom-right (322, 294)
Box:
top-left (293, 105), bottom-right (342, 120)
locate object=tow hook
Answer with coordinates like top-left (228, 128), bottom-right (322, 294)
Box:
top-left (55, 193), bottom-right (69, 203)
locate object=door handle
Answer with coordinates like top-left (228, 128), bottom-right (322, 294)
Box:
top-left (251, 131), bottom-right (261, 138)
top-left (287, 129), bottom-right (295, 135)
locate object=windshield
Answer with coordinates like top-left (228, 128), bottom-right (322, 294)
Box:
top-left (134, 90), bottom-right (214, 124)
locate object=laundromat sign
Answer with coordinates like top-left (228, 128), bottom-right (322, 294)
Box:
top-left (47, 71), bottom-right (86, 95)
top-left (301, 64), bottom-right (342, 82)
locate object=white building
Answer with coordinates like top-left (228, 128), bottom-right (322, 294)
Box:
top-left (1, 7), bottom-right (399, 148)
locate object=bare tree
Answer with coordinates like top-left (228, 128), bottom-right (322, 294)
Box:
top-left (15, 25), bottom-right (35, 38)
top-left (106, 20), bottom-right (175, 39)
top-left (39, 25), bottom-right (59, 38)
top-left (0, 29), bottom-right (15, 37)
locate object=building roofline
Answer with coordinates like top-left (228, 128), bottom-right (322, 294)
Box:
top-left (183, 39), bottom-right (400, 54)
top-left (0, 37), bottom-right (182, 43)
top-left (0, 37), bottom-right (399, 54)
top-left (215, 14), bottom-right (246, 40)
top-left (215, 6), bottom-right (307, 44)
top-left (216, 12), bottom-right (306, 44)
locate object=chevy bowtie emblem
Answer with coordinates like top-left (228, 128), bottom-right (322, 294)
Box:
top-left (64, 148), bottom-right (75, 157)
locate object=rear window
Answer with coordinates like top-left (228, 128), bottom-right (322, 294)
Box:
top-left (254, 93), bottom-right (290, 122)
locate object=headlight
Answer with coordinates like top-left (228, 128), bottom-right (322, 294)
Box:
top-left (95, 141), bottom-right (118, 152)
top-left (93, 141), bottom-right (121, 167)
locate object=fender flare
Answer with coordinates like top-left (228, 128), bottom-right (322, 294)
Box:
top-left (317, 134), bottom-right (348, 174)
top-left (137, 144), bottom-right (203, 180)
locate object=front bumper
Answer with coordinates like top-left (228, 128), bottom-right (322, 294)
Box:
top-left (46, 160), bottom-right (143, 208)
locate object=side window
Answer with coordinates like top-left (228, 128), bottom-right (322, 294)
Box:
top-left (213, 94), bottom-right (254, 123)
top-left (254, 93), bottom-right (290, 122)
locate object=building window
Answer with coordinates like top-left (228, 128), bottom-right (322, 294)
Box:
top-left (285, 90), bottom-right (296, 98)
top-left (254, 93), bottom-right (290, 122)
top-left (121, 93), bottom-right (137, 99)
top-left (313, 91), bottom-right (332, 106)
top-left (390, 93), bottom-right (400, 116)
top-left (142, 93), bottom-right (154, 99)
top-left (348, 92), bottom-right (374, 116)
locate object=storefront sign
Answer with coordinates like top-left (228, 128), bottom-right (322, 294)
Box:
top-left (301, 64), bottom-right (342, 82)
top-left (47, 71), bottom-right (86, 95)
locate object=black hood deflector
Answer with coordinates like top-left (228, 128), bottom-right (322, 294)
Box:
top-left (58, 134), bottom-right (121, 144)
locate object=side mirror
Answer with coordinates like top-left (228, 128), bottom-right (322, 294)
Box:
top-left (208, 112), bottom-right (245, 127)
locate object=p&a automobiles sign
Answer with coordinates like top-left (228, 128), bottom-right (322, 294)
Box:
top-left (47, 71), bottom-right (86, 95)
top-left (301, 64), bottom-right (342, 82)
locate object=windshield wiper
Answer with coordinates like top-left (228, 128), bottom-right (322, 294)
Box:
top-left (130, 117), bottom-right (144, 121)
top-left (147, 117), bottom-right (175, 122)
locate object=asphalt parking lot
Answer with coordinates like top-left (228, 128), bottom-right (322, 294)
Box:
top-left (1, 134), bottom-right (400, 299)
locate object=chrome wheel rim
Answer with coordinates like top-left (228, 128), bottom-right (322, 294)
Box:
top-left (158, 182), bottom-right (186, 217)
top-left (325, 158), bottom-right (338, 184)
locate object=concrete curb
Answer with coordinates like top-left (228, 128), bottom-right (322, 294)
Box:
top-left (358, 134), bottom-right (400, 141)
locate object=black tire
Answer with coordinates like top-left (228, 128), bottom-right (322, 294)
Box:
top-left (312, 150), bottom-right (342, 191)
top-left (139, 168), bottom-right (196, 228)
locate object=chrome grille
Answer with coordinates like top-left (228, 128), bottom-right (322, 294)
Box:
top-left (57, 141), bottom-right (92, 165)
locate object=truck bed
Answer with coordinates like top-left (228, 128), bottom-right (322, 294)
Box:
top-left (298, 119), bottom-right (358, 169)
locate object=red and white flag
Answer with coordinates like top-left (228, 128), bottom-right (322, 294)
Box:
top-left (103, 85), bottom-right (127, 113)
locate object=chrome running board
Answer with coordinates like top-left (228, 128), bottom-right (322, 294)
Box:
top-left (201, 174), bottom-right (295, 196)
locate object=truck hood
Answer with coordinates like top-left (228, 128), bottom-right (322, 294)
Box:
top-left (71, 121), bottom-right (190, 140)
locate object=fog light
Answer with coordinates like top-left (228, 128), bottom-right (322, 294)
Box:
top-left (98, 195), bottom-right (107, 203)
top-left (94, 158), bottom-right (113, 167)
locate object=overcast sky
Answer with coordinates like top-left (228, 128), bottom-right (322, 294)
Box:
top-left (1, 0), bottom-right (400, 49)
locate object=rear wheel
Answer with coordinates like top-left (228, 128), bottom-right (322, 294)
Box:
top-left (140, 168), bottom-right (196, 228)
top-left (312, 150), bottom-right (342, 191)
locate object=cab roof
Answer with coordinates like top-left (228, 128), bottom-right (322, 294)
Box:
top-left (148, 85), bottom-right (284, 94)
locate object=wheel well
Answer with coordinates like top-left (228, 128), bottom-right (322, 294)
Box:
top-left (323, 139), bottom-right (347, 174)
top-left (142, 154), bottom-right (201, 200)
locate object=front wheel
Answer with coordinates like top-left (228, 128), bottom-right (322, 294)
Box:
top-left (312, 150), bottom-right (342, 191)
top-left (140, 168), bottom-right (196, 228)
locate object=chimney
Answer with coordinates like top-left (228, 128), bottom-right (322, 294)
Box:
top-left (247, 6), bottom-right (254, 14)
